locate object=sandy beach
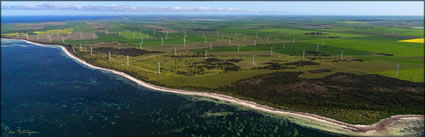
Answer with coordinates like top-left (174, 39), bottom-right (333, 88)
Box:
top-left (7, 38), bottom-right (424, 136)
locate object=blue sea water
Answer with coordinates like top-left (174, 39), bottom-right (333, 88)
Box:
top-left (0, 39), bottom-right (347, 137)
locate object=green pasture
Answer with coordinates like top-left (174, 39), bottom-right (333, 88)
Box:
top-left (378, 67), bottom-right (424, 82)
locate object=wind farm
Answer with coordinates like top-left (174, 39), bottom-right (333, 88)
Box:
top-left (2, 15), bottom-right (424, 136)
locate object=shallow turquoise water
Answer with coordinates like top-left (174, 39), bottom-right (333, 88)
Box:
top-left (1, 39), bottom-right (345, 137)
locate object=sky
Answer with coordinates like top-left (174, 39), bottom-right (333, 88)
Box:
top-left (1, 1), bottom-right (424, 16)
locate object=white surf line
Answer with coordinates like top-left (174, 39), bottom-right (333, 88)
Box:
top-left (14, 38), bottom-right (423, 136)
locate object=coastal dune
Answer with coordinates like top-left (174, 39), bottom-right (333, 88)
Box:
top-left (19, 39), bottom-right (425, 136)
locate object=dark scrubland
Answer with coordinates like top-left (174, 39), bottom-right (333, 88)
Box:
top-left (176, 58), bottom-right (241, 76)
top-left (216, 72), bottom-right (424, 124)
top-left (308, 69), bottom-right (332, 73)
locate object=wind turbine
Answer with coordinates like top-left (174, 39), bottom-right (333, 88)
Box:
top-left (396, 64), bottom-right (399, 77)
top-left (166, 31), bottom-right (168, 40)
top-left (184, 38), bottom-right (186, 47)
top-left (252, 55), bottom-right (255, 64)
top-left (126, 55), bottom-right (129, 66)
top-left (270, 47), bottom-right (273, 56)
top-left (158, 62), bottom-right (161, 74)
top-left (316, 43), bottom-right (319, 52)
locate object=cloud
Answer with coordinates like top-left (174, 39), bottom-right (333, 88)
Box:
top-left (1, 3), bottom-right (283, 14)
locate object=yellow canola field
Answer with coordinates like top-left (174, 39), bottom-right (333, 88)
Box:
top-left (398, 38), bottom-right (424, 43)
top-left (33, 28), bottom-right (73, 35)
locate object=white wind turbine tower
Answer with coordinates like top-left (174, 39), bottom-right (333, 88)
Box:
top-left (126, 55), bottom-right (129, 66)
top-left (139, 42), bottom-right (143, 49)
top-left (283, 41), bottom-right (286, 48)
top-left (316, 43), bottom-right (319, 52)
top-left (161, 37), bottom-right (164, 46)
top-left (174, 47), bottom-right (177, 56)
top-left (108, 51), bottom-right (111, 61)
top-left (209, 42), bottom-right (212, 49)
top-left (62, 36), bottom-right (65, 43)
top-left (205, 50), bottom-right (208, 59)
top-left (270, 47), bottom-right (273, 56)
top-left (166, 31), bottom-right (169, 40)
top-left (340, 50), bottom-right (344, 60)
top-left (80, 44), bottom-right (83, 52)
top-left (90, 47), bottom-right (93, 55)
top-left (158, 62), bottom-right (161, 74)
top-left (48, 35), bottom-right (52, 42)
top-left (184, 38), bottom-right (186, 47)
top-left (302, 50), bottom-right (305, 59)
top-left (16, 32), bottom-right (19, 38)
top-left (221, 34), bottom-right (224, 40)
top-left (80, 32), bottom-right (83, 39)
top-left (396, 64), bottom-right (399, 77)
top-left (252, 55), bottom-right (255, 64)
top-left (26, 33), bottom-right (29, 39)
top-left (37, 34), bottom-right (40, 40)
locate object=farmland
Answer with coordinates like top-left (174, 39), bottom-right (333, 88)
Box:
top-left (2, 16), bottom-right (423, 125)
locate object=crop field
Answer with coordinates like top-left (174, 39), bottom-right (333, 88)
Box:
top-left (2, 16), bottom-right (423, 125)
top-left (399, 38), bottom-right (425, 43)
top-left (33, 28), bottom-right (73, 35)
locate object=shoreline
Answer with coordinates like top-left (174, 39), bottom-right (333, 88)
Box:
top-left (4, 38), bottom-right (424, 136)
